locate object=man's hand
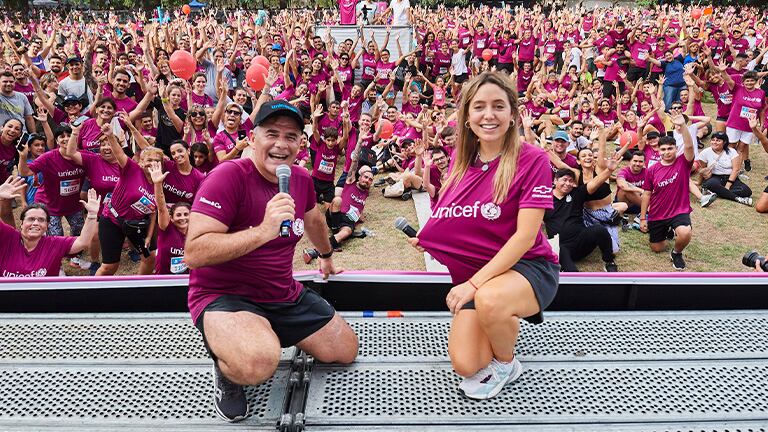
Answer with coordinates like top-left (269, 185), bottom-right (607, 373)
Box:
top-left (318, 256), bottom-right (343, 280)
top-left (261, 192), bottom-right (295, 240)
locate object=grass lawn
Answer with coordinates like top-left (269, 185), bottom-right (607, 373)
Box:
top-left (13, 103), bottom-right (768, 276)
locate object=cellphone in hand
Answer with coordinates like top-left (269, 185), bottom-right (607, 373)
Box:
top-left (15, 132), bottom-right (30, 152)
top-left (237, 130), bottom-right (247, 140)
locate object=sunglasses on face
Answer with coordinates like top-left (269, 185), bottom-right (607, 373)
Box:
top-left (226, 109), bottom-right (242, 116)
top-left (189, 111), bottom-right (205, 117)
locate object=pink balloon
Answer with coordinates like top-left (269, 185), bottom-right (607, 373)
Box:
top-left (379, 119), bottom-right (394, 139)
top-left (254, 55), bottom-right (271, 70)
top-left (620, 130), bottom-right (638, 148)
top-left (169, 50), bottom-right (196, 81)
top-left (246, 64), bottom-right (268, 91)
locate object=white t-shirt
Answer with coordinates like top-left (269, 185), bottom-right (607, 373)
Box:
top-left (451, 49), bottom-right (468, 75)
top-left (697, 147), bottom-right (738, 176)
top-left (390, 0), bottom-right (410, 26)
top-left (673, 124), bottom-right (700, 159)
top-left (568, 47), bottom-right (583, 71)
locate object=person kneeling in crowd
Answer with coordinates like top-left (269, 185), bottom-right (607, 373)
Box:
top-left (304, 165), bottom-right (374, 262)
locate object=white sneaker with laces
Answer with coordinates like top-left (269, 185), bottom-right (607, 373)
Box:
top-left (458, 357), bottom-right (523, 400)
top-left (736, 197), bottom-right (753, 206)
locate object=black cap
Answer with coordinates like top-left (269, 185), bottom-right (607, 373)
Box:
top-left (63, 95), bottom-right (81, 105)
top-left (66, 56), bottom-right (82, 65)
top-left (645, 131), bottom-right (660, 139)
top-left (253, 100), bottom-right (304, 131)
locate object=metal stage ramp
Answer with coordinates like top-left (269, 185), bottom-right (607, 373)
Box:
top-left (2, 311), bottom-right (768, 431)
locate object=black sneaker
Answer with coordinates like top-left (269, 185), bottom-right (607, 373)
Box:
top-left (401, 191), bottom-right (413, 201)
top-left (603, 261), bottom-right (619, 272)
top-left (212, 364), bottom-right (247, 422)
top-left (744, 159), bottom-right (752, 172)
top-left (670, 251), bottom-right (686, 271)
top-left (303, 248), bottom-right (319, 264)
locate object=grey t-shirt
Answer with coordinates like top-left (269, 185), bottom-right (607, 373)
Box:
top-left (57, 76), bottom-right (94, 113)
top-left (0, 91), bottom-right (33, 129)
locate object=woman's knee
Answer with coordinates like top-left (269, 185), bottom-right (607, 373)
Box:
top-left (449, 350), bottom-right (486, 377)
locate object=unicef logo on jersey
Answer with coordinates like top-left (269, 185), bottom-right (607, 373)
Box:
top-left (480, 203), bottom-right (501, 221)
top-left (293, 218), bottom-right (305, 236)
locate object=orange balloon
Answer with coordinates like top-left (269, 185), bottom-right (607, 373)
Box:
top-left (182, 4), bottom-right (191, 15)
top-left (703, 6), bottom-right (713, 16)
top-left (482, 49), bottom-right (493, 61)
top-left (254, 55), bottom-right (270, 70)
top-left (595, 60), bottom-right (605, 69)
top-left (379, 119), bottom-right (394, 139)
top-left (620, 130), bottom-right (638, 148)
top-left (246, 64), bottom-right (268, 91)
top-left (169, 50), bottom-right (196, 80)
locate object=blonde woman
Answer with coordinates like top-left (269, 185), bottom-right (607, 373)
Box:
top-left (412, 72), bottom-right (559, 400)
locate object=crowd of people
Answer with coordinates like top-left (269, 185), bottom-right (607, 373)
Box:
top-left (0, 1), bottom-right (767, 279)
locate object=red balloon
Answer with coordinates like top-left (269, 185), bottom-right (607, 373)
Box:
top-left (246, 64), bottom-right (268, 91)
top-left (254, 55), bottom-right (271, 70)
top-left (482, 49), bottom-right (493, 61)
top-left (620, 130), bottom-right (639, 148)
top-left (691, 8), bottom-right (702, 19)
top-left (182, 4), bottom-right (191, 15)
top-left (379, 119), bottom-right (394, 139)
top-left (595, 60), bottom-right (605, 69)
top-left (169, 50), bottom-right (196, 81)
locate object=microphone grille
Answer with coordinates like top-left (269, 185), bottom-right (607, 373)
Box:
top-left (276, 164), bottom-right (291, 177)
top-left (394, 217), bottom-right (408, 230)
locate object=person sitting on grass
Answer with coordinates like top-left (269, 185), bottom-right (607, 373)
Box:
top-left (696, 131), bottom-right (753, 207)
top-left (304, 165), bottom-right (374, 263)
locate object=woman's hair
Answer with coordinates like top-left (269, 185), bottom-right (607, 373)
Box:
top-left (192, 72), bottom-right (207, 82)
top-left (54, 125), bottom-right (72, 141)
top-left (94, 97), bottom-right (117, 110)
top-left (141, 146), bottom-right (165, 160)
top-left (443, 72), bottom-right (521, 204)
top-left (440, 126), bottom-right (456, 139)
top-left (20, 203), bottom-right (50, 223)
top-left (169, 139), bottom-right (188, 149)
top-left (170, 201), bottom-right (191, 216)
top-left (190, 142), bottom-right (209, 156)
top-left (711, 131), bottom-right (730, 152)
top-left (743, 71), bottom-right (759, 82)
top-left (3, 118), bottom-right (23, 128)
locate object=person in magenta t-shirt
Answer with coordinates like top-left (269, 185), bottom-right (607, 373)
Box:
top-left (339, 0), bottom-right (358, 24)
top-left (0, 176), bottom-right (100, 277)
top-left (718, 69), bottom-right (767, 173)
top-left (94, 124), bottom-right (163, 277)
top-left (639, 114), bottom-right (696, 270)
top-left (148, 161), bottom-right (190, 275)
top-left (162, 139), bottom-right (204, 205)
top-left (412, 72), bottom-right (559, 401)
top-left (184, 100), bottom-right (358, 422)
top-left (616, 151), bottom-right (646, 212)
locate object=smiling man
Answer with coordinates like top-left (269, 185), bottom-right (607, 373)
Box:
top-left (184, 100), bottom-right (359, 423)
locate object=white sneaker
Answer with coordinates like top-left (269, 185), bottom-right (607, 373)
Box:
top-left (76, 257), bottom-right (92, 270)
top-left (458, 357), bottom-right (523, 400)
top-left (700, 193), bottom-right (717, 208)
top-left (736, 197), bottom-right (753, 206)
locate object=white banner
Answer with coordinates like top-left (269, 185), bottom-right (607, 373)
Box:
top-left (314, 25), bottom-right (414, 56)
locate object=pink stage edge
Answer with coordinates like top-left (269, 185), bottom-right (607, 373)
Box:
top-left (0, 271), bottom-right (766, 284)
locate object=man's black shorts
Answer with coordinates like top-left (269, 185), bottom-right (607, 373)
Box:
top-left (339, 213), bottom-right (357, 230)
top-left (194, 288), bottom-right (336, 354)
top-left (648, 213), bottom-right (692, 244)
top-left (313, 177), bottom-right (335, 203)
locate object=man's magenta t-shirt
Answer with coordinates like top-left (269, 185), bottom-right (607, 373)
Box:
top-left (188, 160), bottom-right (316, 323)
top-left (418, 143), bottom-right (558, 285)
top-left (642, 156), bottom-right (693, 221)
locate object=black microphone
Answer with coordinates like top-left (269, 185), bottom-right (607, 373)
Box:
top-left (394, 217), bottom-right (418, 238)
top-left (276, 164), bottom-right (292, 238)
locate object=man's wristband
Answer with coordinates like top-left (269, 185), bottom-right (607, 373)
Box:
top-left (639, 216), bottom-right (647, 221)
top-left (318, 250), bottom-right (333, 259)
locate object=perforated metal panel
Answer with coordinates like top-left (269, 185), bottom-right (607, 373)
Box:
top-left (0, 315), bottom-right (294, 363)
top-left (305, 361), bottom-right (768, 425)
top-left (305, 424), bottom-right (768, 432)
top-left (0, 365), bottom-right (286, 427)
top-left (346, 311), bottom-right (768, 362)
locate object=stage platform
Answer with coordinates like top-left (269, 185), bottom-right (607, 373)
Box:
top-left (2, 311), bottom-right (767, 431)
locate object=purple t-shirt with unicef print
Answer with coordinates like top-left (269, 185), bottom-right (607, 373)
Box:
top-left (80, 151), bottom-right (120, 210)
top-left (726, 84), bottom-right (766, 132)
top-left (156, 223), bottom-right (187, 275)
top-left (28, 150), bottom-right (85, 216)
top-left (642, 156), bottom-right (693, 221)
top-left (162, 160), bottom-right (204, 205)
top-left (102, 158), bottom-right (156, 223)
top-left (188, 159), bottom-right (316, 323)
top-left (0, 222), bottom-right (75, 277)
top-left (77, 118), bottom-right (105, 153)
top-left (418, 142), bottom-right (558, 284)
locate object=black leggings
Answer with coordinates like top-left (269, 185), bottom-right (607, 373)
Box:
top-left (559, 225), bottom-right (615, 272)
top-left (703, 174), bottom-right (752, 201)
